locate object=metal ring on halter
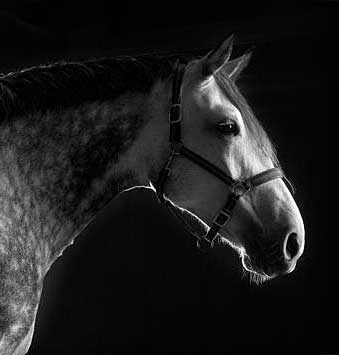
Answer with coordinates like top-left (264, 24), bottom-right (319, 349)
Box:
top-left (231, 180), bottom-right (251, 197)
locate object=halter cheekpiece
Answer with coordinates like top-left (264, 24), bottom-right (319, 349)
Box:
top-left (155, 60), bottom-right (291, 251)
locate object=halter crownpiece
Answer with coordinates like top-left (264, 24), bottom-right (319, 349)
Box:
top-left (156, 59), bottom-right (292, 251)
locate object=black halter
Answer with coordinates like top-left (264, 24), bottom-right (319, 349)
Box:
top-left (155, 60), bottom-right (292, 250)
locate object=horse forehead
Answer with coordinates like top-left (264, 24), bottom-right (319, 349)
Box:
top-left (193, 79), bottom-right (241, 119)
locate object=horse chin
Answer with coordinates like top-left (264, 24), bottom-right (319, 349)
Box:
top-left (241, 254), bottom-right (275, 284)
top-left (218, 237), bottom-right (273, 284)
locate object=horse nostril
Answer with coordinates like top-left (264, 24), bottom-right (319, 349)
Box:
top-left (284, 232), bottom-right (300, 260)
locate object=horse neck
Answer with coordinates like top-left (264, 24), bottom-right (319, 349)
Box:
top-left (0, 86), bottom-right (169, 271)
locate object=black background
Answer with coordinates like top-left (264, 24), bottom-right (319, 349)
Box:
top-left (0, 2), bottom-right (337, 355)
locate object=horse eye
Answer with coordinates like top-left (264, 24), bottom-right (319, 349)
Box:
top-left (217, 121), bottom-right (239, 136)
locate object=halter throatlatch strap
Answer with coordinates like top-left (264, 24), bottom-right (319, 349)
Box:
top-left (155, 60), bottom-right (292, 251)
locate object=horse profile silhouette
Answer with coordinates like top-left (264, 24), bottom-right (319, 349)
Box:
top-left (0, 35), bottom-right (304, 354)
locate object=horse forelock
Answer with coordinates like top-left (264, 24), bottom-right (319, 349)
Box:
top-left (214, 69), bottom-right (280, 168)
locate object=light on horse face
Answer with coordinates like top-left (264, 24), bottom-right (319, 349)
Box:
top-left (157, 37), bottom-right (305, 281)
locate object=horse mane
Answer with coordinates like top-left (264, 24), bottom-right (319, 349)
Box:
top-left (0, 54), bottom-right (184, 121)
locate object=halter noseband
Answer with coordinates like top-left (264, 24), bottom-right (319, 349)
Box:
top-left (155, 60), bottom-right (291, 251)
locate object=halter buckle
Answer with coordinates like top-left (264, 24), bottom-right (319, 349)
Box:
top-left (169, 104), bottom-right (182, 123)
top-left (231, 180), bottom-right (251, 197)
top-left (213, 209), bottom-right (231, 228)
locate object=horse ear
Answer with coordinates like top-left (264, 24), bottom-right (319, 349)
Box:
top-left (202, 34), bottom-right (234, 76)
top-left (221, 50), bottom-right (252, 80)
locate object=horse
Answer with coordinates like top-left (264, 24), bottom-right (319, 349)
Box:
top-left (0, 34), bottom-right (305, 355)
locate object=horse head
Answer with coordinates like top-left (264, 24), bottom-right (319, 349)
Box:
top-left (160, 35), bottom-right (305, 280)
